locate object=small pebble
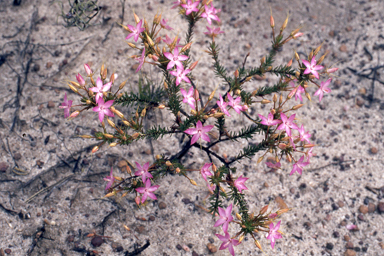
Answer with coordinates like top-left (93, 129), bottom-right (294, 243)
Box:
top-left (135, 225), bottom-right (145, 234)
top-left (0, 162), bottom-right (9, 172)
top-left (264, 182), bottom-right (269, 188)
top-left (275, 196), bottom-right (288, 209)
top-left (378, 202), bottom-right (384, 213)
top-left (176, 244), bottom-right (182, 250)
top-left (356, 98), bottom-right (364, 107)
top-left (344, 249), bottom-right (356, 256)
top-left (149, 216), bottom-right (155, 221)
top-left (338, 201), bottom-right (345, 208)
top-left (370, 147), bottom-right (378, 154)
top-left (339, 44), bottom-right (348, 52)
top-left (207, 243), bottom-right (217, 253)
top-left (159, 202), bottom-right (167, 209)
top-left (48, 101), bottom-right (55, 108)
top-left (344, 235), bottom-right (350, 242)
top-left (91, 236), bottom-right (104, 247)
top-left (346, 241), bottom-right (354, 249)
top-left (4, 249), bottom-right (10, 255)
top-left (359, 205), bottom-right (368, 214)
top-left (326, 242), bottom-right (334, 250)
top-left (46, 62), bottom-right (53, 69)
top-left (208, 237), bottom-right (215, 243)
top-left (379, 242), bottom-right (384, 249)
top-left (333, 231), bottom-right (340, 238)
top-left (357, 214), bottom-right (364, 221)
top-left (14, 152), bottom-right (22, 160)
top-left (0, 249), bottom-right (4, 256)
top-left (368, 202), bottom-right (376, 213)
top-left (192, 251), bottom-right (199, 256)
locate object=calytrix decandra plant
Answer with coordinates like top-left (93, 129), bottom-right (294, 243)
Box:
top-left (60, 0), bottom-right (338, 254)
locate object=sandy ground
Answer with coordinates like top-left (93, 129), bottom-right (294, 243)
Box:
top-left (1, 0), bottom-right (384, 255)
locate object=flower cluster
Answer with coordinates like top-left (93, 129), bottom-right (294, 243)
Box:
top-left (59, 0), bottom-right (338, 254)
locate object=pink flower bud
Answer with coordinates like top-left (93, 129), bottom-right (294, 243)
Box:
top-left (293, 32), bottom-right (303, 39)
top-left (135, 196), bottom-right (141, 205)
top-left (194, 89), bottom-right (199, 100)
top-left (76, 73), bottom-right (85, 86)
top-left (84, 63), bottom-right (93, 76)
top-left (242, 105), bottom-right (249, 111)
top-left (278, 143), bottom-right (287, 150)
top-left (69, 110), bottom-right (80, 118)
top-left (268, 213), bottom-right (278, 219)
top-left (151, 55), bottom-right (159, 61)
top-left (327, 67), bottom-right (338, 73)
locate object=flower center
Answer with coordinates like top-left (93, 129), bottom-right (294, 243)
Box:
top-left (173, 57), bottom-right (178, 61)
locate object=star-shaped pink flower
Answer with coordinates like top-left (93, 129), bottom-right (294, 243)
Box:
top-left (59, 93), bottom-right (73, 118)
top-left (135, 48), bottom-right (146, 73)
top-left (266, 220), bottom-right (283, 249)
top-left (90, 77), bottom-right (112, 102)
top-left (134, 162), bottom-right (153, 182)
top-left (135, 179), bottom-right (160, 204)
top-left (104, 167), bottom-right (115, 190)
top-left (181, 0), bottom-right (200, 15)
top-left (201, 4), bottom-right (221, 25)
top-left (302, 56), bottom-right (323, 79)
top-left (206, 181), bottom-right (216, 194)
top-left (180, 87), bottom-right (196, 110)
top-left (217, 94), bottom-right (230, 117)
top-left (297, 125), bottom-right (311, 143)
top-left (126, 20), bottom-right (145, 42)
top-left (164, 47), bottom-right (189, 70)
top-left (171, 0), bottom-right (182, 9)
top-left (92, 98), bottom-right (115, 123)
top-left (314, 78), bottom-right (332, 102)
top-left (162, 35), bottom-right (183, 48)
top-left (215, 232), bottom-right (241, 256)
top-left (200, 163), bottom-right (213, 182)
top-left (160, 19), bottom-right (173, 30)
top-left (170, 66), bottom-right (191, 86)
top-left (234, 175), bottom-right (248, 193)
top-left (184, 120), bottom-right (214, 145)
top-left (290, 156), bottom-right (309, 175)
top-left (204, 26), bottom-right (224, 38)
top-left (258, 113), bottom-right (282, 126)
top-left (305, 148), bottom-right (315, 162)
top-left (227, 93), bottom-right (246, 114)
top-left (277, 113), bottom-right (298, 136)
top-left (290, 81), bottom-right (305, 102)
top-left (214, 204), bottom-right (234, 233)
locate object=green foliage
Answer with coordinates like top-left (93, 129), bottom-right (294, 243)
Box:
top-left (228, 124), bottom-right (261, 141)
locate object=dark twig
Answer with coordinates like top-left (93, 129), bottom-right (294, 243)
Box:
top-left (124, 240), bottom-right (150, 256)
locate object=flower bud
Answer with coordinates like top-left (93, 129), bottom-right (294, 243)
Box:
top-left (266, 66), bottom-right (272, 71)
top-left (146, 34), bottom-right (154, 46)
top-left (175, 167), bottom-right (180, 173)
top-left (327, 67), bottom-right (338, 73)
top-left (181, 42), bottom-right (192, 52)
top-left (212, 164), bottom-right (217, 172)
top-left (238, 235), bottom-right (244, 243)
top-left (133, 13), bottom-right (140, 24)
top-left (164, 81), bottom-right (168, 90)
top-left (251, 89), bottom-right (258, 97)
top-left (270, 15), bottom-right (275, 28)
top-left (158, 104), bottom-right (165, 109)
top-left (255, 240), bottom-right (263, 251)
top-left (245, 76), bottom-right (252, 82)
top-left (273, 94), bottom-right (278, 103)
top-left (287, 59), bottom-right (293, 67)
top-left (165, 161), bottom-right (172, 167)
top-left (191, 109), bottom-right (197, 115)
top-left (287, 87), bottom-right (298, 99)
top-left (107, 118), bottom-right (116, 128)
top-left (152, 55), bottom-right (159, 61)
top-left (292, 104), bottom-right (303, 110)
top-left (127, 42), bottom-right (136, 48)
top-left (109, 142), bottom-right (118, 147)
top-left (270, 109), bottom-right (276, 115)
top-left (104, 191), bottom-right (116, 198)
top-left (293, 32), bottom-right (303, 39)
top-left (314, 44), bottom-right (323, 56)
top-left (260, 205), bottom-right (269, 215)
top-left (123, 225), bottom-right (130, 231)
top-left (295, 71), bottom-right (300, 78)
top-left (90, 76), bottom-right (95, 85)
top-left (260, 56), bottom-right (266, 65)
top-left (190, 61), bottom-right (198, 70)
top-left (234, 69), bottom-right (239, 78)
top-left (308, 50), bottom-right (314, 61)
top-left (281, 14), bottom-right (289, 31)
top-left (305, 92), bottom-right (311, 101)
top-left (69, 110), bottom-right (80, 118)
top-left (235, 89), bottom-right (241, 95)
top-left (278, 143), bottom-right (287, 150)
top-left (304, 144), bottom-right (315, 148)
top-left (155, 155), bottom-right (161, 160)
top-left (132, 133), bottom-right (140, 139)
top-left (213, 113), bottom-right (225, 118)
top-left (84, 63), bottom-right (93, 76)
top-left (220, 186), bottom-right (225, 193)
top-left (141, 108), bottom-right (146, 117)
top-left (135, 196), bottom-right (140, 205)
top-left (236, 213), bottom-right (242, 220)
top-left (190, 179), bottom-right (197, 186)
top-left (123, 120), bottom-right (131, 127)
top-left (194, 89), bottom-right (199, 100)
top-left (76, 73), bottom-right (85, 86)
top-left (68, 83), bottom-right (78, 93)
top-left (79, 135), bottom-right (93, 139)
top-left (286, 154), bottom-right (292, 163)
top-left (257, 156), bottom-right (263, 164)
top-left (261, 99), bottom-right (271, 104)
top-left (91, 146), bottom-right (99, 154)
top-left (294, 51), bottom-right (300, 61)
top-left (208, 89), bottom-right (216, 101)
top-left (102, 67), bottom-right (108, 80)
top-left (104, 133), bottom-right (114, 139)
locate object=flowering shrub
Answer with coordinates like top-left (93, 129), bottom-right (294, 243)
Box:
top-left (61, 0), bottom-right (337, 254)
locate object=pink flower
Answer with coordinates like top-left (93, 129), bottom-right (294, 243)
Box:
top-left (216, 232), bottom-right (241, 256)
top-left (227, 93), bottom-right (246, 114)
top-left (297, 125), bottom-right (311, 143)
top-left (184, 120), bottom-right (214, 145)
top-left (160, 19), bottom-right (173, 30)
top-left (181, 0), bottom-right (200, 15)
top-left (90, 77), bottom-right (112, 102)
top-left (290, 81), bottom-right (305, 102)
top-left (164, 47), bottom-right (189, 70)
top-left (217, 94), bottom-right (230, 117)
top-left (314, 78), bottom-right (332, 102)
top-left (302, 57), bottom-right (323, 79)
top-left (277, 113), bottom-right (298, 136)
top-left (201, 4), bottom-right (221, 25)
top-left (126, 20), bottom-right (145, 42)
top-left (104, 167), bottom-right (115, 190)
top-left (268, 213), bottom-right (278, 219)
top-left (170, 66), bottom-right (191, 86)
top-left (266, 161), bottom-right (281, 170)
top-left (59, 93), bottom-right (73, 118)
top-left (204, 26), bottom-right (224, 37)
top-left (135, 48), bottom-right (146, 73)
top-left (206, 181), bottom-right (216, 194)
top-left (76, 73), bottom-right (85, 86)
top-left (134, 162), bottom-right (153, 182)
top-left (200, 163), bottom-right (213, 182)
top-left (180, 87), bottom-right (196, 110)
top-left (258, 113), bottom-right (282, 126)
top-left (290, 156), bottom-right (309, 175)
top-left (171, 0), bottom-right (182, 9)
top-left (305, 148), bottom-right (315, 162)
top-left (92, 98), bottom-right (115, 123)
top-left (234, 175), bottom-right (248, 193)
top-left (214, 204), bottom-right (234, 233)
top-left (266, 221), bottom-right (283, 249)
top-left (84, 63), bottom-right (93, 76)
top-left (135, 179), bottom-right (160, 204)
top-left (162, 35), bottom-right (183, 48)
